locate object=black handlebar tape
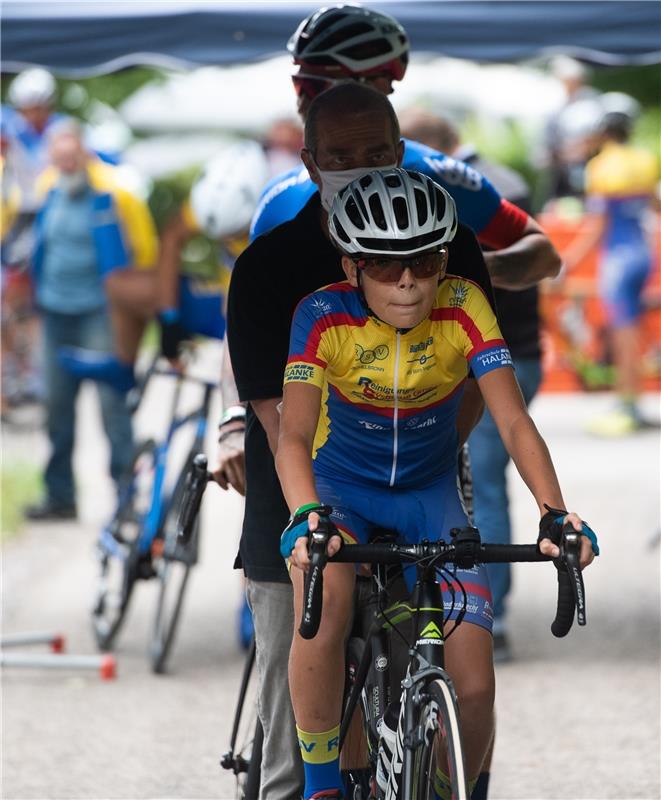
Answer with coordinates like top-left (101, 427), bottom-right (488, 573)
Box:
top-left (299, 543), bottom-right (326, 640)
top-left (177, 454), bottom-right (211, 543)
top-left (551, 568), bottom-right (576, 638)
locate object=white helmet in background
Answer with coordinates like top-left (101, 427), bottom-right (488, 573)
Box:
top-left (190, 140), bottom-right (269, 239)
top-left (8, 68), bottom-right (57, 108)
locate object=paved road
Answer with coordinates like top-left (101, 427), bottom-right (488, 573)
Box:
top-left (2, 381), bottom-right (660, 800)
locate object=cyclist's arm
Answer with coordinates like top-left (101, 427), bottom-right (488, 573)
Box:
top-left (275, 381), bottom-right (321, 513)
top-left (156, 208), bottom-right (196, 312)
top-left (482, 214), bottom-right (562, 290)
top-left (477, 367), bottom-right (594, 568)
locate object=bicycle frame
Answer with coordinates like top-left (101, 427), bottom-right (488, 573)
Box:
top-left (342, 560), bottom-right (463, 799)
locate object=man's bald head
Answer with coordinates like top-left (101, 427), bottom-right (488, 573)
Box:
top-left (304, 83), bottom-right (400, 156)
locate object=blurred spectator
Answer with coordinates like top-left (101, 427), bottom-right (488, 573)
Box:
top-left (1, 70), bottom-right (63, 416)
top-left (24, 118), bottom-right (157, 521)
top-left (541, 56), bottom-right (601, 202)
top-left (262, 117), bottom-right (304, 175)
top-left (400, 109), bottom-right (542, 661)
top-left (561, 93), bottom-right (660, 436)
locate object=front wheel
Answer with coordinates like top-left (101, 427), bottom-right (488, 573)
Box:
top-left (149, 453), bottom-right (200, 674)
top-left (411, 677), bottom-right (469, 800)
top-left (92, 440), bottom-right (157, 651)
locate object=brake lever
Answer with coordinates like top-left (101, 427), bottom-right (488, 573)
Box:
top-left (559, 525), bottom-right (586, 627)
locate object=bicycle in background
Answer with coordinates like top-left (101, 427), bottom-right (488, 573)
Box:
top-left (91, 359), bottom-right (217, 674)
top-left (178, 454), bottom-right (262, 798)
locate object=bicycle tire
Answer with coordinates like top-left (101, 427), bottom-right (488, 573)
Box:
top-left (342, 637), bottom-right (375, 799)
top-left (92, 440), bottom-right (158, 651)
top-left (149, 451), bottom-right (200, 674)
top-left (411, 677), bottom-right (469, 800)
top-left (241, 716), bottom-right (263, 800)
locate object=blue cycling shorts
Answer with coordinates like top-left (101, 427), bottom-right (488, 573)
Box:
top-left (599, 244), bottom-right (652, 327)
top-left (315, 470), bottom-right (493, 633)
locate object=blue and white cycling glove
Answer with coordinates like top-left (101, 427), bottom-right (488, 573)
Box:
top-left (280, 503), bottom-right (334, 559)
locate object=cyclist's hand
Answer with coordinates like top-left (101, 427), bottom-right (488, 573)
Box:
top-left (281, 505), bottom-right (340, 570)
top-left (212, 430), bottom-right (246, 495)
top-left (538, 507), bottom-right (598, 569)
top-left (290, 512), bottom-right (342, 570)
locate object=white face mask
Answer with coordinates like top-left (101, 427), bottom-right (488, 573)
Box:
top-left (315, 162), bottom-right (397, 212)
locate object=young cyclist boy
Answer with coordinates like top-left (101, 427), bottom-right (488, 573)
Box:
top-left (276, 168), bottom-right (598, 800)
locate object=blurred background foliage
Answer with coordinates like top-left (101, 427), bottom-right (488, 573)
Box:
top-left (2, 61), bottom-right (659, 225)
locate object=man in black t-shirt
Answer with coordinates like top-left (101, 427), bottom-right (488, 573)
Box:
top-left (227, 84), bottom-right (497, 800)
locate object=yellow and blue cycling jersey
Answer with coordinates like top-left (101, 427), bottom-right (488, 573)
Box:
top-left (585, 141), bottom-right (658, 251)
top-left (585, 141), bottom-right (658, 326)
top-left (285, 276), bottom-right (512, 489)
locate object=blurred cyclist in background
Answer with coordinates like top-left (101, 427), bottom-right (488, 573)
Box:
top-left (561, 93), bottom-right (660, 436)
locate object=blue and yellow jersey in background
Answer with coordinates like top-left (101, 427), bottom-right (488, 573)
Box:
top-left (585, 141), bottom-right (658, 251)
top-left (285, 277), bottom-right (513, 489)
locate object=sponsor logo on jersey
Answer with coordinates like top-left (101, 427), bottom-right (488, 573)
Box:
top-left (310, 297), bottom-right (332, 316)
top-left (355, 343), bottom-right (389, 364)
top-left (423, 155), bottom-right (483, 191)
top-left (449, 282), bottom-right (470, 308)
top-left (284, 363), bottom-right (316, 382)
top-left (475, 347), bottom-right (513, 369)
top-left (358, 419), bottom-right (388, 431)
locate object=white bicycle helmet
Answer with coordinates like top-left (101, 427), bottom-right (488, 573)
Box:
top-left (288, 4), bottom-right (409, 79)
top-left (329, 168), bottom-right (458, 257)
top-left (8, 68), bottom-right (56, 108)
top-left (189, 140), bottom-right (269, 239)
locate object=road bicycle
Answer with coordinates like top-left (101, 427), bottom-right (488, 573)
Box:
top-left (91, 360), bottom-right (217, 674)
top-left (178, 454), bottom-right (263, 798)
top-left (299, 521), bottom-right (587, 799)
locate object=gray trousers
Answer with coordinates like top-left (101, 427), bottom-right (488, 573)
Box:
top-left (246, 579), bottom-right (304, 800)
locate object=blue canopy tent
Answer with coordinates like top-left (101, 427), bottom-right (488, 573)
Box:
top-left (3, 1), bottom-right (660, 75)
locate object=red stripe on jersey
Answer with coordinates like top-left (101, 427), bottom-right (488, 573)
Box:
top-left (440, 579), bottom-right (492, 603)
top-left (330, 379), bottom-right (465, 419)
top-left (302, 311), bottom-right (368, 364)
top-left (431, 307), bottom-right (486, 351)
top-left (477, 199), bottom-right (528, 249)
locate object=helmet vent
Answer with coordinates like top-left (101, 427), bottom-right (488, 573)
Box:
top-left (414, 188), bottom-right (428, 226)
top-left (345, 196), bottom-right (365, 230)
top-left (393, 197), bottom-right (409, 230)
top-left (359, 174), bottom-right (373, 189)
top-left (385, 174), bottom-right (401, 188)
top-left (369, 194), bottom-right (388, 230)
top-left (434, 188), bottom-right (446, 221)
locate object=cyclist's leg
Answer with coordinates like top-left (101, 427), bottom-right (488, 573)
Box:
top-left (104, 268), bottom-right (157, 363)
top-left (246, 579), bottom-right (304, 800)
top-left (41, 311), bottom-right (81, 508)
top-left (82, 310), bottom-right (134, 485)
top-left (290, 560), bottom-right (355, 798)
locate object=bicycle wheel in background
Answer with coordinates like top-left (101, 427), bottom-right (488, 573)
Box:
top-left (412, 677), bottom-right (469, 800)
top-left (342, 637), bottom-right (375, 799)
top-left (149, 451), bottom-right (200, 674)
top-left (220, 639), bottom-right (263, 799)
top-left (92, 439), bottom-right (157, 651)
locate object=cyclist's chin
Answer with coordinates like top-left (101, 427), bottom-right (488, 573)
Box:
top-left (380, 300), bottom-right (427, 329)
